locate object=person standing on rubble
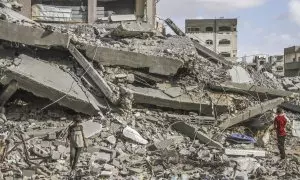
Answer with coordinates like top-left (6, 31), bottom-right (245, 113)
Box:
top-left (274, 108), bottom-right (287, 159)
top-left (67, 115), bottom-right (87, 171)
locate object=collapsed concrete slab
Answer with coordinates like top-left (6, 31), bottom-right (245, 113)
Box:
top-left (83, 45), bottom-right (183, 76)
top-left (127, 85), bottom-right (228, 115)
top-left (0, 54), bottom-right (105, 115)
top-left (225, 149), bottom-right (266, 157)
top-left (280, 102), bottom-right (300, 114)
top-left (219, 98), bottom-right (284, 130)
top-left (0, 20), bottom-right (70, 48)
top-left (68, 43), bottom-right (118, 104)
top-left (172, 122), bottom-right (223, 149)
top-left (210, 82), bottom-right (296, 98)
top-left (0, 80), bottom-right (18, 106)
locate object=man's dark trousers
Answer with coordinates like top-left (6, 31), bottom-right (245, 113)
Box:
top-left (277, 135), bottom-right (286, 159)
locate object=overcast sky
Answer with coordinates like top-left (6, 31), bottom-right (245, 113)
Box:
top-left (157, 0), bottom-right (300, 58)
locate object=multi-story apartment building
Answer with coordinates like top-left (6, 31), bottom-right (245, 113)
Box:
top-left (268, 55), bottom-right (284, 77)
top-left (284, 46), bottom-right (300, 77)
top-left (17, 0), bottom-right (156, 25)
top-left (185, 18), bottom-right (238, 61)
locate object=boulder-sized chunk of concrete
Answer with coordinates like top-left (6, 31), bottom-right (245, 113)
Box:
top-left (0, 54), bottom-right (104, 115)
top-left (123, 126), bottom-right (148, 145)
top-left (81, 121), bottom-right (102, 138)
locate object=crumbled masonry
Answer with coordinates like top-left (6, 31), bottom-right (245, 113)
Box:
top-left (0, 3), bottom-right (299, 180)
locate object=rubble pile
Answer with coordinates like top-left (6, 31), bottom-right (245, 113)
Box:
top-left (0, 3), bottom-right (299, 180)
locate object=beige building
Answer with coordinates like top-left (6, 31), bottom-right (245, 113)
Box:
top-left (185, 18), bottom-right (238, 61)
top-left (284, 46), bottom-right (300, 77)
top-left (18, 0), bottom-right (156, 25)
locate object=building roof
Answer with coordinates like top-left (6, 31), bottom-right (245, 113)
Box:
top-left (185, 18), bottom-right (237, 25)
top-left (284, 46), bottom-right (300, 54)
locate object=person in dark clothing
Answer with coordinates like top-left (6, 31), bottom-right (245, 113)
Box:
top-left (67, 116), bottom-right (87, 171)
top-left (274, 108), bottom-right (287, 159)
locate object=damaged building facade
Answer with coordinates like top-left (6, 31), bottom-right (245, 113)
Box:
top-left (185, 18), bottom-right (238, 61)
top-left (284, 46), bottom-right (300, 77)
top-left (18, 0), bottom-right (156, 25)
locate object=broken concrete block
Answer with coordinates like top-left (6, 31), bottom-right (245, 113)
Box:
top-left (123, 126), bottom-right (148, 145)
top-left (106, 135), bottom-right (116, 145)
top-left (282, 78), bottom-right (294, 88)
top-left (51, 151), bottom-right (61, 160)
top-left (0, 20), bottom-right (70, 48)
top-left (148, 136), bottom-right (184, 151)
top-left (100, 171), bottom-right (113, 177)
top-left (57, 145), bottom-right (68, 154)
top-left (91, 152), bottom-right (111, 163)
top-left (31, 146), bottom-right (50, 158)
top-left (163, 86), bottom-right (184, 98)
top-left (83, 45), bottom-right (183, 76)
top-left (219, 98), bottom-right (284, 130)
top-left (225, 149), bottom-right (266, 157)
top-left (112, 21), bottom-right (154, 38)
top-left (103, 164), bottom-right (114, 171)
top-left (46, 132), bottom-right (56, 140)
top-left (179, 149), bottom-right (191, 156)
top-left (210, 82), bottom-right (295, 98)
top-left (128, 85), bottom-right (228, 115)
top-left (22, 169), bottom-right (35, 177)
top-left (172, 122), bottom-right (223, 149)
top-left (228, 66), bottom-right (253, 84)
top-left (0, 54), bottom-right (105, 115)
top-left (81, 120), bottom-right (102, 138)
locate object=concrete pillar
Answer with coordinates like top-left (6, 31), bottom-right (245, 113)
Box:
top-left (146, 0), bottom-right (156, 26)
top-left (135, 0), bottom-right (146, 21)
top-left (18, 0), bottom-right (31, 18)
top-left (88, 0), bottom-right (97, 24)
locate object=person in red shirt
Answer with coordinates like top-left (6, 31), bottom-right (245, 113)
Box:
top-left (274, 108), bottom-right (287, 159)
